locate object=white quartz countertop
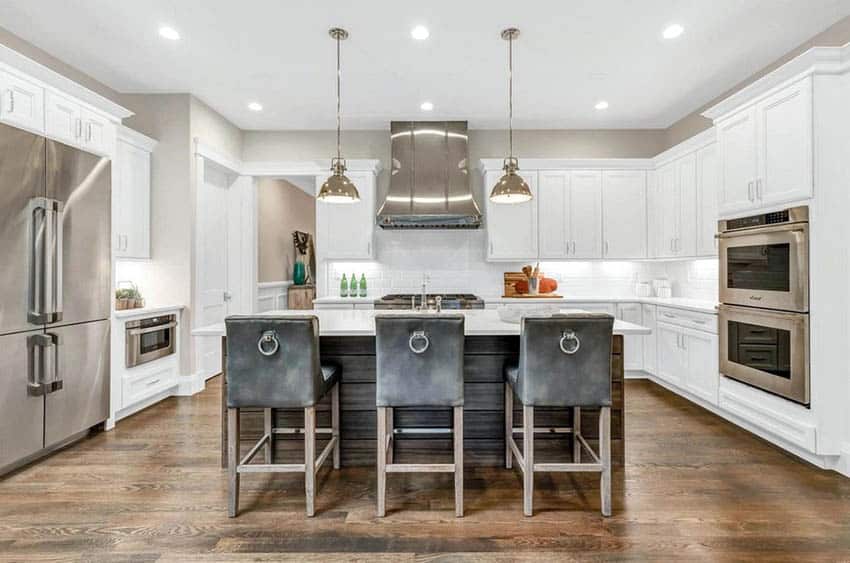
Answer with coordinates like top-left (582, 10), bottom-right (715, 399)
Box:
top-left (314, 295), bottom-right (718, 314)
top-left (113, 304), bottom-right (185, 319)
top-left (192, 308), bottom-right (651, 337)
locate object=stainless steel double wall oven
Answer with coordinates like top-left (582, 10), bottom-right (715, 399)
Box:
top-left (717, 206), bottom-right (810, 405)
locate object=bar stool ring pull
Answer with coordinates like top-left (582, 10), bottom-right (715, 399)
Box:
top-left (408, 330), bottom-right (430, 354)
top-left (257, 330), bottom-right (280, 356)
top-left (559, 330), bottom-right (580, 355)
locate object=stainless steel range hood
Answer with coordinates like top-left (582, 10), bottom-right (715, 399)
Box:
top-left (377, 121), bottom-right (482, 229)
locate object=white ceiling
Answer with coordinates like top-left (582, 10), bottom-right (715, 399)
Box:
top-left (2, 1), bottom-right (849, 130)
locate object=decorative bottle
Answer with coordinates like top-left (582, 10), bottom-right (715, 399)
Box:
top-left (359, 274), bottom-right (367, 297)
top-left (351, 273), bottom-right (357, 296)
top-left (340, 274), bottom-right (348, 298)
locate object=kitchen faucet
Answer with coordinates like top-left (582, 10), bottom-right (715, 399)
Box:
top-left (420, 273), bottom-right (430, 311)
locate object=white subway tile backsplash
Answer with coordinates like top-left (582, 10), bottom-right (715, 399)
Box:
top-left (320, 231), bottom-right (718, 300)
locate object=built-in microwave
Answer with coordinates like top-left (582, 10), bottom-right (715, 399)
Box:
top-left (717, 206), bottom-right (809, 313)
top-left (125, 314), bottom-right (177, 368)
top-left (718, 304), bottom-right (809, 405)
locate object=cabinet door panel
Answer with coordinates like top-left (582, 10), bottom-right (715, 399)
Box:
top-left (684, 330), bottom-right (719, 405)
top-left (717, 108), bottom-right (757, 214)
top-left (617, 303), bottom-right (643, 371)
top-left (486, 170), bottom-right (538, 260)
top-left (603, 170), bottom-right (646, 259)
top-left (646, 171), bottom-right (662, 258)
top-left (656, 323), bottom-right (684, 387)
top-left (115, 141), bottom-right (151, 259)
top-left (657, 163), bottom-right (679, 258)
top-left (45, 91), bottom-right (81, 145)
top-left (317, 171), bottom-right (375, 260)
top-left (569, 171), bottom-right (602, 259)
top-left (642, 304), bottom-right (657, 375)
top-left (757, 77), bottom-right (813, 206)
top-left (696, 144), bottom-right (719, 256)
top-left (81, 109), bottom-right (115, 156)
top-left (677, 153), bottom-right (697, 256)
top-left (0, 70), bottom-right (44, 132)
top-left (537, 171), bottom-right (569, 258)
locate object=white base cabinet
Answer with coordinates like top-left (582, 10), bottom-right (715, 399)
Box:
top-left (653, 306), bottom-right (719, 406)
top-left (616, 303), bottom-right (644, 371)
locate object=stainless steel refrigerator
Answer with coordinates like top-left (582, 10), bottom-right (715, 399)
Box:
top-left (0, 122), bottom-right (111, 474)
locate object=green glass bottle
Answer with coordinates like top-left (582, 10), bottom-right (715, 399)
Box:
top-left (340, 274), bottom-right (348, 298)
top-left (351, 273), bottom-right (357, 296)
top-left (359, 273), bottom-right (367, 297)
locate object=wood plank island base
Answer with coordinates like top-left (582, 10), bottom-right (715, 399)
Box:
top-left (194, 309), bottom-right (650, 469)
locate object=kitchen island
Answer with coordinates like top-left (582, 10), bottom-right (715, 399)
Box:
top-left (193, 309), bottom-right (650, 468)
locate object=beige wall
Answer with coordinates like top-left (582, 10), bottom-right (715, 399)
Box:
top-left (664, 15), bottom-right (850, 148)
top-left (257, 179), bottom-right (316, 282)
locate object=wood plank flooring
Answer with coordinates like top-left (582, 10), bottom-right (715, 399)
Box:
top-left (1, 377), bottom-right (849, 561)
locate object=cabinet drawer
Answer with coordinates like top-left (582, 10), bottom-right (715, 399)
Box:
top-left (656, 306), bottom-right (717, 334)
top-left (122, 365), bottom-right (176, 407)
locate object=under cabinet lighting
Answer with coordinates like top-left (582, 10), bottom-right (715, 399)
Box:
top-left (420, 101), bottom-right (434, 111)
top-left (247, 102), bottom-right (263, 112)
top-left (595, 100), bottom-right (609, 110)
top-left (411, 25), bottom-right (430, 40)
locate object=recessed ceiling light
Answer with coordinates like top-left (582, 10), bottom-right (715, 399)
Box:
top-left (595, 100), bottom-right (609, 110)
top-left (662, 23), bottom-right (684, 39)
top-left (420, 101), bottom-right (434, 111)
top-left (158, 26), bottom-right (180, 41)
top-left (247, 102), bottom-right (263, 112)
top-left (411, 25), bottom-right (430, 40)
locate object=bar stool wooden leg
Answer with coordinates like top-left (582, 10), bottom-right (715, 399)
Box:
top-left (600, 406), bottom-right (612, 517)
top-left (304, 406), bottom-right (316, 517)
top-left (573, 407), bottom-right (582, 463)
top-left (504, 384), bottom-right (513, 469)
top-left (376, 407), bottom-right (387, 517)
top-left (454, 406), bottom-right (464, 517)
top-left (227, 407), bottom-right (240, 518)
top-left (331, 383), bottom-right (340, 469)
top-left (264, 408), bottom-right (274, 464)
top-left (386, 407), bottom-right (394, 464)
top-left (522, 405), bottom-right (534, 517)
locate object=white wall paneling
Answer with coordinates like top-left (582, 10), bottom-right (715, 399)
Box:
top-left (257, 281), bottom-right (292, 312)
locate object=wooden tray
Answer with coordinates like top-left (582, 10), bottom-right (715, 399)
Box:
top-left (500, 293), bottom-right (563, 298)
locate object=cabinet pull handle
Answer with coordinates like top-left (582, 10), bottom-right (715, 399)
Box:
top-left (8, 90), bottom-right (14, 113)
top-left (604, 241), bottom-right (609, 256)
top-left (756, 178), bottom-right (763, 200)
top-left (571, 241), bottom-right (576, 255)
top-left (490, 242), bottom-right (494, 254)
top-left (146, 378), bottom-right (161, 387)
top-left (747, 181), bottom-right (754, 201)
top-left (367, 241), bottom-right (371, 255)
top-left (86, 122), bottom-right (92, 142)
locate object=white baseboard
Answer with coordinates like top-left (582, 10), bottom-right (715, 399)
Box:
top-left (625, 369), bottom-right (650, 380)
top-left (114, 386), bottom-right (179, 422)
top-left (174, 371), bottom-right (213, 396)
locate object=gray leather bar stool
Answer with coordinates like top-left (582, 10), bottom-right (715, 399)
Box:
top-left (225, 316), bottom-right (340, 518)
top-left (504, 313), bottom-right (614, 517)
top-left (374, 314), bottom-right (465, 518)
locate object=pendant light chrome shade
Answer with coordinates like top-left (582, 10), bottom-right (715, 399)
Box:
top-left (489, 28), bottom-right (532, 204)
top-left (317, 27), bottom-right (360, 203)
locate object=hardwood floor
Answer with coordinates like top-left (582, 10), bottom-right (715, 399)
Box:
top-left (1, 377), bottom-right (849, 562)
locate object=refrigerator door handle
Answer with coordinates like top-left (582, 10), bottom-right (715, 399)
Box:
top-left (27, 197), bottom-right (48, 324)
top-left (27, 333), bottom-right (62, 396)
top-left (51, 200), bottom-right (64, 321)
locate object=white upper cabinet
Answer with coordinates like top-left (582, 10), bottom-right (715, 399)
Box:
top-left (676, 152), bottom-right (697, 257)
top-left (537, 171), bottom-right (569, 259)
top-left (716, 77), bottom-right (812, 215)
top-left (602, 170), bottom-right (646, 259)
top-left (655, 162), bottom-right (679, 258)
top-left (486, 169), bottom-right (538, 261)
top-left (569, 171), bottom-right (603, 259)
top-left (756, 77), bottom-right (813, 207)
top-left (0, 70), bottom-right (44, 133)
top-left (45, 90), bottom-right (82, 145)
top-left (81, 107), bottom-right (115, 155)
top-left (113, 127), bottom-right (155, 259)
top-left (536, 170), bottom-right (602, 260)
top-left (695, 143), bottom-right (719, 256)
top-left (316, 170), bottom-right (376, 260)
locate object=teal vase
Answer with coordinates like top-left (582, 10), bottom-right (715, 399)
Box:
top-left (293, 261), bottom-right (306, 285)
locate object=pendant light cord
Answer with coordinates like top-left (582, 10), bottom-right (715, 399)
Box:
top-left (336, 34), bottom-right (342, 162)
top-left (508, 33), bottom-right (513, 160)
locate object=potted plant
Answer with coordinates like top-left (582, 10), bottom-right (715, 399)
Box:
top-left (115, 287), bottom-right (134, 310)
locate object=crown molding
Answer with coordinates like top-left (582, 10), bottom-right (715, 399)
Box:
top-left (702, 42), bottom-right (850, 122)
top-left (0, 42), bottom-right (132, 121)
top-left (478, 158), bottom-right (655, 172)
top-left (117, 125), bottom-right (157, 152)
top-left (652, 127), bottom-right (716, 168)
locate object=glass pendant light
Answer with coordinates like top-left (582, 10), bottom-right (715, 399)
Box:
top-left (317, 27), bottom-right (360, 203)
top-left (489, 28), bottom-right (532, 204)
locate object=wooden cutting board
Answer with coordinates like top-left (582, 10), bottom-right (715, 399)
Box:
top-left (503, 272), bottom-right (561, 298)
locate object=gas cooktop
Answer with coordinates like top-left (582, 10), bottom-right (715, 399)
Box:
top-left (375, 293), bottom-right (485, 310)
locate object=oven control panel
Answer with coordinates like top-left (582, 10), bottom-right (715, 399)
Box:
top-left (720, 206), bottom-right (808, 233)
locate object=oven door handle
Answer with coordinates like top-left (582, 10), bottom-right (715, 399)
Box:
top-left (715, 225), bottom-right (806, 239)
top-left (127, 321), bottom-right (178, 336)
